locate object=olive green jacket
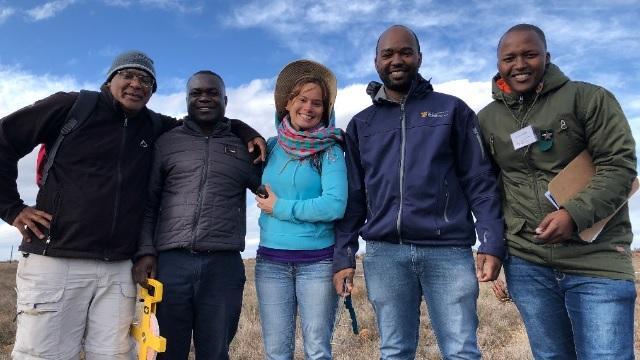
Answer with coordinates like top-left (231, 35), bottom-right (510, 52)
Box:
top-left (478, 63), bottom-right (637, 280)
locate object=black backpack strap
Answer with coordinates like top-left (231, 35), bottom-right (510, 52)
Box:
top-left (40, 90), bottom-right (100, 187)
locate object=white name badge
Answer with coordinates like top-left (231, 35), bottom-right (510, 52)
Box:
top-left (510, 125), bottom-right (538, 150)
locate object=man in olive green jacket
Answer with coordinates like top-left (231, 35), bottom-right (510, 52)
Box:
top-left (478, 24), bottom-right (637, 359)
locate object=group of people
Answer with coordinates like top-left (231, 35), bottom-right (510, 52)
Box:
top-left (0, 22), bottom-right (636, 360)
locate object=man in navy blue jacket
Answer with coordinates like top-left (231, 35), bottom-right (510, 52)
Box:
top-left (333, 25), bottom-right (505, 359)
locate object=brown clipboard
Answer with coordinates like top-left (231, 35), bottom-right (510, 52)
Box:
top-left (547, 150), bottom-right (639, 242)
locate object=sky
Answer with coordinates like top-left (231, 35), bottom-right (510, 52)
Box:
top-left (0, 0), bottom-right (639, 260)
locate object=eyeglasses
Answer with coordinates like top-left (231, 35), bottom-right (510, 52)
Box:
top-left (116, 70), bottom-right (155, 89)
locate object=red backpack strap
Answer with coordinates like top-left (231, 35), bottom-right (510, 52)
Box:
top-left (36, 90), bottom-right (100, 188)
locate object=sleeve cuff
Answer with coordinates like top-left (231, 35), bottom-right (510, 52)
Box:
top-left (561, 201), bottom-right (589, 232)
top-left (134, 246), bottom-right (157, 262)
top-left (4, 203), bottom-right (27, 225)
top-left (272, 199), bottom-right (295, 222)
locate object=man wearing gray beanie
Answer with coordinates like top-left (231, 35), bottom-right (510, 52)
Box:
top-left (0, 50), bottom-right (265, 359)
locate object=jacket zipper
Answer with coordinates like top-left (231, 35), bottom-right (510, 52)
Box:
top-left (443, 180), bottom-right (450, 223)
top-left (107, 116), bottom-right (128, 260)
top-left (396, 102), bottom-right (406, 244)
top-left (42, 193), bottom-right (61, 256)
top-left (524, 147), bottom-right (544, 217)
top-left (518, 95), bottom-right (524, 120)
top-left (191, 136), bottom-right (210, 249)
top-left (472, 126), bottom-right (486, 161)
top-left (365, 188), bottom-right (373, 217)
top-left (513, 94), bottom-right (543, 217)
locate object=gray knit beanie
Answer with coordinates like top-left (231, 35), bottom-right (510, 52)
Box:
top-left (105, 50), bottom-right (157, 92)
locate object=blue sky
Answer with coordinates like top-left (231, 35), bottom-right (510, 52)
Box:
top-left (1, 0), bottom-right (639, 260)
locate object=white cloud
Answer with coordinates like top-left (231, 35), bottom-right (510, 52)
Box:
top-left (224, 0), bottom-right (640, 93)
top-left (226, 79), bottom-right (277, 138)
top-left (434, 79), bottom-right (492, 113)
top-left (0, 65), bottom-right (91, 118)
top-left (147, 93), bottom-right (186, 119)
top-left (0, 6), bottom-right (16, 24)
top-left (139, 0), bottom-right (203, 13)
top-left (334, 83), bottom-right (370, 129)
top-left (26, 0), bottom-right (76, 21)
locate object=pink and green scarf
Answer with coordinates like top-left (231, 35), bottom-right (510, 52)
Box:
top-left (276, 115), bottom-right (343, 160)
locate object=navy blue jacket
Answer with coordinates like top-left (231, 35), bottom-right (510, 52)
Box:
top-left (333, 75), bottom-right (505, 272)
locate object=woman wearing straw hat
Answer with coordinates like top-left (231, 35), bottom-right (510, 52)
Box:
top-left (254, 60), bottom-right (347, 359)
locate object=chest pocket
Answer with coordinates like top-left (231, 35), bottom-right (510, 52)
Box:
top-left (527, 112), bottom-right (586, 172)
top-left (552, 112), bottom-right (586, 154)
top-left (406, 110), bottom-right (453, 129)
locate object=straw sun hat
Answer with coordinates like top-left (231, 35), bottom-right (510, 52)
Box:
top-left (274, 60), bottom-right (337, 124)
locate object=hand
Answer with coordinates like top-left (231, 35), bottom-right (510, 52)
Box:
top-left (476, 253), bottom-right (502, 282)
top-left (491, 279), bottom-right (512, 303)
top-left (535, 209), bottom-right (576, 244)
top-left (255, 185), bottom-right (277, 214)
top-left (333, 268), bottom-right (355, 296)
top-left (132, 255), bottom-right (157, 288)
top-left (12, 206), bottom-right (52, 241)
top-left (248, 137), bottom-right (267, 164)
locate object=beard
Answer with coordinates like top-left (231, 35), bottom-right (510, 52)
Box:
top-left (378, 67), bottom-right (418, 95)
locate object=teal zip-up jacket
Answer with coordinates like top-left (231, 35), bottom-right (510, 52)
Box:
top-left (478, 63), bottom-right (637, 280)
top-left (259, 138), bottom-right (347, 250)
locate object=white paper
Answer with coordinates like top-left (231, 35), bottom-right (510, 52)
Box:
top-left (510, 125), bottom-right (538, 150)
top-left (544, 191), bottom-right (560, 210)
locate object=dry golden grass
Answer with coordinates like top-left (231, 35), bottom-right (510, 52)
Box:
top-left (1, 256), bottom-right (638, 360)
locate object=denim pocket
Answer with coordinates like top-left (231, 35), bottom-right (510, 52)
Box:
top-left (365, 240), bottom-right (382, 256)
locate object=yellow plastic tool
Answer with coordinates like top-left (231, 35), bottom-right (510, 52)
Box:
top-left (131, 279), bottom-right (167, 360)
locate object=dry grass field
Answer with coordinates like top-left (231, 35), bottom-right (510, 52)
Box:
top-left (0, 255), bottom-right (638, 360)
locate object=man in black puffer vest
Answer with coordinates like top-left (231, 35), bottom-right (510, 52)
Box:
top-left (133, 70), bottom-right (261, 360)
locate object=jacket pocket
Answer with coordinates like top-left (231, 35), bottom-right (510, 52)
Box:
top-left (553, 113), bottom-right (585, 155)
top-left (505, 216), bottom-right (526, 235)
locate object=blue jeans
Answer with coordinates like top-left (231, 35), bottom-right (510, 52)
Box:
top-left (363, 241), bottom-right (481, 360)
top-left (504, 255), bottom-right (636, 360)
top-left (155, 249), bottom-right (245, 360)
top-left (255, 257), bottom-right (339, 360)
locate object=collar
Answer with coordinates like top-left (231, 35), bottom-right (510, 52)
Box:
top-left (183, 116), bottom-right (231, 136)
top-left (366, 74), bottom-right (434, 105)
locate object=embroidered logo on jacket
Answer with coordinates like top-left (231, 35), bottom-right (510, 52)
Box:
top-left (140, 140), bottom-right (148, 148)
top-left (420, 111), bottom-right (449, 118)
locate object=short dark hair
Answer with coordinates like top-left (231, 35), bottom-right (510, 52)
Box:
top-left (498, 24), bottom-right (547, 52)
top-left (375, 25), bottom-right (421, 54)
top-left (188, 70), bottom-right (225, 89)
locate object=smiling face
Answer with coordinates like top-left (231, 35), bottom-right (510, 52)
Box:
top-left (286, 82), bottom-right (325, 131)
top-left (186, 73), bottom-right (227, 125)
top-left (375, 26), bottom-right (422, 100)
top-left (498, 29), bottom-right (550, 94)
top-left (108, 68), bottom-right (153, 116)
